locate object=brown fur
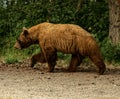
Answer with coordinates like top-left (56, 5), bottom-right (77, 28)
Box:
top-left (14, 22), bottom-right (106, 74)
top-left (31, 52), bottom-right (46, 68)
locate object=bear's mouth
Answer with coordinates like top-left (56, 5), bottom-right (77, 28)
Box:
top-left (14, 39), bottom-right (32, 49)
top-left (14, 39), bottom-right (23, 49)
top-left (14, 41), bottom-right (22, 49)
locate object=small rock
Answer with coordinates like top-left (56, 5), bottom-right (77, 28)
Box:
top-left (41, 72), bottom-right (44, 74)
top-left (91, 82), bottom-right (95, 85)
top-left (0, 78), bottom-right (4, 80)
top-left (28, 89), bottom-right (31, 91)
top-left (78, 83), bottom-right (81, 86)
top-left (48, 77), bottom-right (51, 79)
top-left (94, 76), bottom-right (97, 78)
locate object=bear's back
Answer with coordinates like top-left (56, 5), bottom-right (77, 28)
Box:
top-left (39, 22), bottom-right (91, 37)
top-left (38, 22), bottom-right (95, 54)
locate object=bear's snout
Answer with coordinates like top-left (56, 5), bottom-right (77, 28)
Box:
top-left (14, 41), bottom-right (21, 49)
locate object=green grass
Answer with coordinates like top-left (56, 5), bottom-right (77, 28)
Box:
top-left (4, 53), bottom-right (20, 64)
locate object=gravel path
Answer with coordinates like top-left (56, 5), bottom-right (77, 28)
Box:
top-left (0, 60), bottom-right (120, 99)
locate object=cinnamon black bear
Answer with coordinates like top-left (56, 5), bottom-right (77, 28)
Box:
top-left (14, 22), bottom-right (106, 74)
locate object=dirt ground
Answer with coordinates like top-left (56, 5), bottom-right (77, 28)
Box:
top-left (0, 59), bottom-right (120, 99)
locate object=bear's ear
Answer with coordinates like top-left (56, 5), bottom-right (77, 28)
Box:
top-left (23, 27), bottom-right (29, 37)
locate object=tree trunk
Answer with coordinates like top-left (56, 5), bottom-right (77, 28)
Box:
top-left (109, 0), bottom-right (120, 45)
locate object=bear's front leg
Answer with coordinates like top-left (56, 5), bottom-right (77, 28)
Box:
top-left (47, 53), bottom-right (57, 72)
top-left (44, 48), bottom-right (57, 72)
top-left (30, 52), bottom-right (46, 68)
top-left (68, 54), bottom-right (84, 72)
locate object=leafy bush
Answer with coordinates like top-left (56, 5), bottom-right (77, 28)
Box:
top-left (75, 1), bottom-right (109, 41)
top-left (101, 38), bottom-right (120, 63)
top-left (2, 0), bottom-right (119, 64)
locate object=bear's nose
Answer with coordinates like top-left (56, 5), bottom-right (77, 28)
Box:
top-left (14, 42), bottom-right (21, 49)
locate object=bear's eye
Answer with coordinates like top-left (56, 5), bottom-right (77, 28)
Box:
top-left (17, 39), bottom-right (21, 44)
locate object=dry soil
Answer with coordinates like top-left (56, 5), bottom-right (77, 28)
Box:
top-left (0, 60), bottom-right (120, 99)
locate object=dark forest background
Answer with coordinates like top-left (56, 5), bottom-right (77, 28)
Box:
top-left (0, 0), bottom-right (120, 64)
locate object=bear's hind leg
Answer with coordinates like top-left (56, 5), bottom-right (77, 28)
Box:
top-left (68, 54), bottom-right (84, 72)
top-left (89, 55), bottom-right (106, 75)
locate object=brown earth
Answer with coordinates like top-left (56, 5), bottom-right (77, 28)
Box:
top-left (0, 59), bottom-right (120, 99)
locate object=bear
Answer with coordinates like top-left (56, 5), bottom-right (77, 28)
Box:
top-left (14, 22), bottom-right (106, 75)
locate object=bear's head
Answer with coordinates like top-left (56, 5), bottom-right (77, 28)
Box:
top-left (14, 27), bottom-right (33, 49)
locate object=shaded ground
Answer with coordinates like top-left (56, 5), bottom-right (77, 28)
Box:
top-left (0, 60), bottom-right (120, 99)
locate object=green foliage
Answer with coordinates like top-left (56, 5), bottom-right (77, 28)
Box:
top-left (101, 39), bottom-right (120, 63)
top-left (57, 52), bottom-right (71, 64)
top-left (57, 52), bottom-right (71, 60)
top-left (75, 1), bottom-right (109, 41)
top-left (1, 0), bottom-right (119, 64)
top-left (5, 55), bottom-right (19, 64)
